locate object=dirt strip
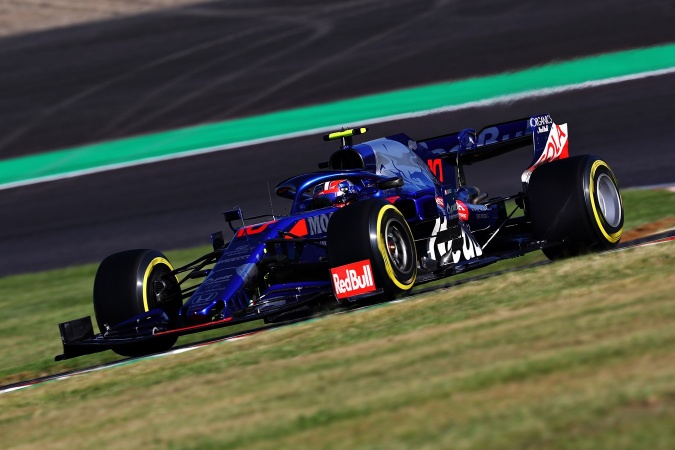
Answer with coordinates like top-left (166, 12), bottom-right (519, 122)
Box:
top-left (0, 0), bottom-right (208, 37)
top-left (621, 217), bottom-right (675, 242)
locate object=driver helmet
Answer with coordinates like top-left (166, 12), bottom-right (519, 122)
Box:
top-left (312, 179), bottom-right (357, 207)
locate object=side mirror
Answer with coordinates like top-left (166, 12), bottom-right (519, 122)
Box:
top-left (210, 231), bottom-right (226, 251)
top-left (223, 209), bottom-right (242, 233)
top-left (378, 177), bottom-right (404, 190)
top-left (223, 209), bottom-right (242, 223)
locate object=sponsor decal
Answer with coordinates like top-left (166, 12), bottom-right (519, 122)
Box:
top-left (331, 260), bottom-right (376, 299)
top-left (307, 212), bottom-right (333, 235)
top-left (477, 126), bottom-right (526, 146)
top-left (435, 196), bottom-right (445, 208)
top-left (537, 123), bottom-right (569, 166)
top-left (456, 200), bottom-right (469, 221)
top-left (477, 126), bottom-right (498, 146)
top-left (429, 214), bottom-right (453, 260)
top-left (228, 244), bottom-right (251, 254)
top-left (214, 244), bottom-right (251, 258)
top-left (190, 291), bottom-right (218, 306)
top-left (203, 275), bottom-right (233, 286)
top-left (197, 267), bottom-right (241, 294)
top-left (427, 218), bottom-right (483, 263)
top-left (539, 123), bottom-right (567, 164)
top-left (285, 213), bottom-right (332, 237)
top-left (529, 115), bottom-right (553, 128)
top-left (522, 122), bottom-right (569, 183)
top-left (455, 225), bottom-right (483, 262)
top-left (218, 254), bottom-right (249, 264)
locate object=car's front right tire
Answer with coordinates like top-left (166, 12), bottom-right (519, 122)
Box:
top-left (327, 198), bottom-right (416, 301)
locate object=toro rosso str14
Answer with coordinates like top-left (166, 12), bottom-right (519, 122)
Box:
top-left (56, 114), bottom-right (624, 360)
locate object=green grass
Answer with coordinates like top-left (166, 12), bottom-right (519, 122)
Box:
top-left (0, 188), bottom-right (672, 386)
top-left (0, 238), bottom-right (673, 449)
top-left (621, 188), bottom-right (675, 230)
top-left (0, 188), bottom-right (673, 449)
top-left (0, 245), bottom-right (263, 385)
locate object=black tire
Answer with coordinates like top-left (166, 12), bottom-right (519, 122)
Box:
top-left (528, 155), bottom-right (623, 260)
top-left (327, 199), bottom-right (416, 300)
top-left (93, 249), bottom-right (182, 356)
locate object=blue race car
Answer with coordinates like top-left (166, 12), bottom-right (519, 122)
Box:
top-left (56, 114), bottom-right (624, 359)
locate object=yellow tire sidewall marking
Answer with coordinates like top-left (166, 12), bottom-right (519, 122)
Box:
top-left (142, 257), bottom-right (175, 312)
top-left (376, 205), bottom-right (416, 290)
top-left (589, 160), bottom-right (623, 243)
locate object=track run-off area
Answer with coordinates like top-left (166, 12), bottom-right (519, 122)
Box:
top-left (1, 42), bottom-right (674, 190)
top-left (2, 231), bottom-right (673, 396)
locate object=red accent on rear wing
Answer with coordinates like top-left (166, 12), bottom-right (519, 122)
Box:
top-left (521, 121), bottom-right (569, 183)
top-left (416, 114), bottom-right (566, 170)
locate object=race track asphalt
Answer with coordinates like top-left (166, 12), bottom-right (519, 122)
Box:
top-left (1, 0), bottom-right (674, 276)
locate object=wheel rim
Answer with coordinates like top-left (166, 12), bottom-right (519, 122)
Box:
top-left (596, 173), bottom-right (622, 227)
top-left (384, 219), bottom-right (411, 272)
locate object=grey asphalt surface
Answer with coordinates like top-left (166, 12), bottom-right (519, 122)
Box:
top-left (1, 0), bottom-right (674, 276)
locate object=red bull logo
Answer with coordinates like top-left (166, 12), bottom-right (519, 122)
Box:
top-left (330, 260), bottom-right (376, 299)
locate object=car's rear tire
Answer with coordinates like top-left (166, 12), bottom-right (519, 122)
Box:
top-left (528, 155), bottom-right (623, 260)
top-left (327, 199), bottom-right (416, 301)
top-left (93, 249), bottom-right (182, 356)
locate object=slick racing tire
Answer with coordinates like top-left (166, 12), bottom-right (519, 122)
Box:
top-left (528, 155), bottom-right (623, 260)
top-left (327, 198), bottom-right (416, 301)
top-left (93, 249), bottom-right (182, 356)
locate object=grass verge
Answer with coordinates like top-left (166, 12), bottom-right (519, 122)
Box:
top-left (0, 238), bottom-right (673, 449)
top-left (0, 188), bottom-right (672, 386)
top-left (0, 190), bottom-right (675, 384)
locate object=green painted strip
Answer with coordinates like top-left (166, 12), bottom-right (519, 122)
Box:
top-left (2, 42), bottom-right (675, 187)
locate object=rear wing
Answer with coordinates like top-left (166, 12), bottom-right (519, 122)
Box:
top-left (415, 114), bottom-right (569, 183)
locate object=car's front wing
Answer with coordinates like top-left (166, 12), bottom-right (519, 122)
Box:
top-left (55, 290), bottom-right (333, 361)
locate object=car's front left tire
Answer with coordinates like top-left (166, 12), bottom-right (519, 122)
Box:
top-left (93, 249), bottom-right (182, 356)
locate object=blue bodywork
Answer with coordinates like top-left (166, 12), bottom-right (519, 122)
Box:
top-left (179, 114), bottom-right (550, 324)
top-left (57, 114), bottom-right (563, 359)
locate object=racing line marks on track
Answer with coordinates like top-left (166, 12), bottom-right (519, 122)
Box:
top-left (1, 43), bottom-right (675, 190)
top-left (3, 66), bottom-right (674, 192)
top-left (217, 0), bottom-right (447, 120)
top-left (2, 231), bottom-right (673, 396)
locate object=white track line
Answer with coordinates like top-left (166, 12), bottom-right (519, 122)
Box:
top-left (2, 66), bottom-right (675, 191)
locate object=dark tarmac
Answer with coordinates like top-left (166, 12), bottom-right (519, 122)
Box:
top-left (1, 0), bottom-right (674, 276)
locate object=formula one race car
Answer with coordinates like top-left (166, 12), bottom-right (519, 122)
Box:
top-left (56, 114), bottom-right (624, 360)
